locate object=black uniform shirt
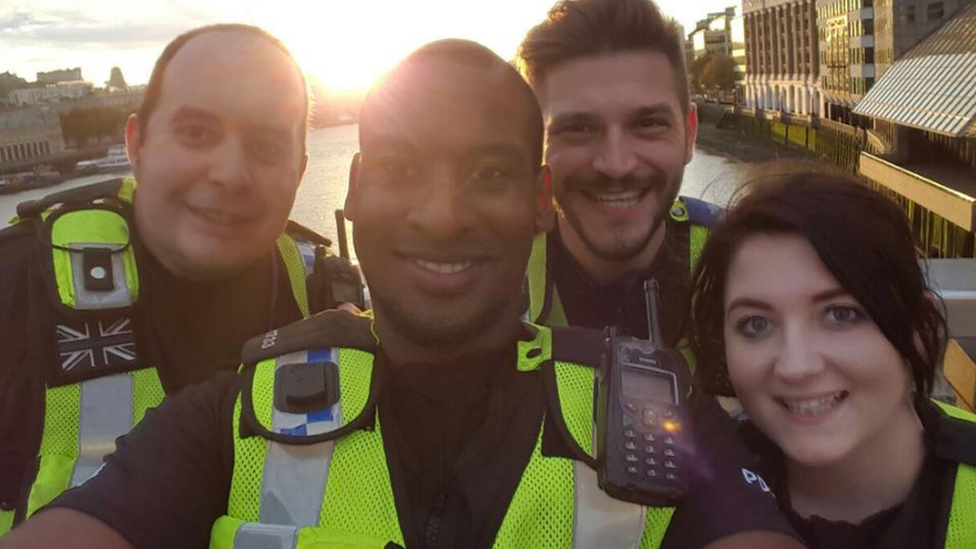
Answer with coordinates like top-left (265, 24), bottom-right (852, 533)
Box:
top-left (741, 400), bottom-right (973, 549)
top-left (549, 216), bottom-right (692, 346)
top-left (0, 219), bottom-right (302, 513)
top-left (50, 332), bottom-right (797, 549)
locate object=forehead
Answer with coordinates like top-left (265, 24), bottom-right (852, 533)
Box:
top-left (539, 50), bottom-right (681, 119)
top-left (726, 234), bottom-right (840, 301)
top-left (156, 31), bottom-right (306, 127)
top-left (362, 60), bottom-right (535, 157)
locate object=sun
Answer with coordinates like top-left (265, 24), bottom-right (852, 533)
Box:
top-left (241, 0), bottom-right (543, 95)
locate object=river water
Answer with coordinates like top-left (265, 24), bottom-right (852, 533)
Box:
top-left (1, 123), bottom-right (749, 257)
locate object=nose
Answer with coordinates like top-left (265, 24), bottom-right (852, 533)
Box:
top-left (406, 167), bottom-right (471, 241)
top-left (208, 135), bottom-right (253, 192)
top-left (773, 323), bottom-right (826, 383)
top-left (592, 126), bottom-right (638, 180)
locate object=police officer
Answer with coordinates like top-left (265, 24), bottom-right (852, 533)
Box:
top-left (517, 0), bottom-right (720, 344)
top-left (0, 40), bottom-right (803, 549)
top-left (0, 24), bottom-right (360, 534)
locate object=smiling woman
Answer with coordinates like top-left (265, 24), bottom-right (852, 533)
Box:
top-left (689, 169), bottom-right (976, 549)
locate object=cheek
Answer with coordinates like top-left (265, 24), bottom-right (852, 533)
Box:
top-left (723, 333), bottom-right (770, 401)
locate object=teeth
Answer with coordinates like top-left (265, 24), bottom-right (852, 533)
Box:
top-left (196, 207), bottom-right (242, 224)
top-left (780, 392), bottom-right (846, 415)
top-left (588, 190), bottom-right (644, 208)
top-left (415, 259), bottom-right (473, 274)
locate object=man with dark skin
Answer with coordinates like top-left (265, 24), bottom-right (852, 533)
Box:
top-left (0, 41), bottom-right (803, 549)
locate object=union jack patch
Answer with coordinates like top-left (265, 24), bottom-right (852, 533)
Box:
top-left (57, 316), bottom-right (139, 374)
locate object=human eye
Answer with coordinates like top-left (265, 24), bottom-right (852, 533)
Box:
top-left (733, 315), bottom-right (773, 339)
top-left (824, 304), bottom-right (864, 327)
top-left (549, 120), bottom-right (599, 143)
top-left (250, 138), bottom-right (287, 165)
top-left (376, 157), bottom-right (418, 180)
top-left (636, 117), bottom-right (668, 130)
top-left (175, 124), bottom-right (215, 146)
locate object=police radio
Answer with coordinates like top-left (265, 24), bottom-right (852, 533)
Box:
top-left (596, 279), bottom-right (692, 506)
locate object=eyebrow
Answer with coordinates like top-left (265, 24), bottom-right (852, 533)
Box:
top-left (169, 106), bottom-right (220, 125)
top-left (725, 287), bottom-right (852, 319)
top-left (465, 145), bottom-right (530, 165)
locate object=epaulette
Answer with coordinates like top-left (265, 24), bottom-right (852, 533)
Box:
top-left (930, 400), bottom-right (976, 467)
top-left (241, 309), bottom-right (377, 368)
top-left (683, 196), bottom-right (724, 228)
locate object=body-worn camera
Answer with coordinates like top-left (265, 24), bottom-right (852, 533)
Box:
top-left (596, 280), bottom-right (692, 506)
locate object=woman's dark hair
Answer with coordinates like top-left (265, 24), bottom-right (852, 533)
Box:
top-left (690, 167), bottom-right (947, 409)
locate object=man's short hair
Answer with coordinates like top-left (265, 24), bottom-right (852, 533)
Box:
top-left (517, 0), bottom-right (690, 114)
top-left (360, 39), bottom-right (544, 169)
top-left (138, 23), bottom-right (310, 144)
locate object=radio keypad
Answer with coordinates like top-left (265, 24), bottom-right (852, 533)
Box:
top-left (622, 404), bottom-right (679, 484)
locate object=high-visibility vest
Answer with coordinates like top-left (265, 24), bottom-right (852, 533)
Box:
top-left (932, 401), bottom-right (976, 549)
top-left (211, 312), bottom-right (676, 549)
top-left (526, 196), bottom-right (721, 328)
top-left (0, 178), bottom-right (330, 534)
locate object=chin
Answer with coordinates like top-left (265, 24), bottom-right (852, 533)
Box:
top-left (780, 439), bottom-right (849, 469)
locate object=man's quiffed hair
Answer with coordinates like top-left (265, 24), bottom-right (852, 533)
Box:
top-left (517, 0), bottom-right (690, 114)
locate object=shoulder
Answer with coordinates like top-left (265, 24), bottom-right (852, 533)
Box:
top-left (671, 196), bottom-right (724, 229)
top-left (242, 309), bottom-right (377, 366)
top-left (923, 400), bottom-right (976, 467)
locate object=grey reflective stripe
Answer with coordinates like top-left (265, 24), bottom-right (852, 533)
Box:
top-left (294, 240), bottom-right (316, 276)
top-left (233, 522), bottom-right (299, 549)
top-left (72, 373), bottom-right (133, 486)
top-left (258, 350), bottom-right (338, 525)
top-left (68, 243), bottom-right (132, 310)
top-left (572, 460), bottom-right (646, 549)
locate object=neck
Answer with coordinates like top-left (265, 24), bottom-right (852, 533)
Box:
top-left (372, 304), bottom-right (524, 365)
top-left (557, 216), bottom-right (667, 284)
top-left (786, 404), bottom-right (925, 523)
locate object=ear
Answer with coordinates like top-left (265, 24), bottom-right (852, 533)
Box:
top-left (684, 103), bottom-right (699, 165)
top-left (534, 165), bottom-right (555, 233)
top-left (298, 151), bottom-right (309, 182)
top-left (124, 114), bottom-right (141, 171)
top-left (344, 153), bottom-right (362, 222)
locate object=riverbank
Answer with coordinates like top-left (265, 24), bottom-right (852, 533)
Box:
top-left (695, 115), bottom-right (808, 165)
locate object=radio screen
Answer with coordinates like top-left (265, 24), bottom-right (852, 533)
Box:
top-left (621, 365), bottom-right (675, 404)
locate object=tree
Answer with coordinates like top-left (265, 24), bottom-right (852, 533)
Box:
top-left (700, 54), bottom-right (737, 91)
top-left (108, 67), bottom-right (128, 91)
top-left (688, 54), bottom-right (713, 93)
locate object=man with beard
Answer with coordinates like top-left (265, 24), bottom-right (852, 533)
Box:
top-left (517, 0), bottom-right (720, 344)
top-left (0, 40), bottom-right (802, 549)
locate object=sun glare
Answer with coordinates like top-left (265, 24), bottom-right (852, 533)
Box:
top-left (242, 0), bottom-right (548, 94)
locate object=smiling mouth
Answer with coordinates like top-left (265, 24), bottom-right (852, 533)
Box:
top-left (776, 391), bottom-right (849, 416)
top-left (188, 205), bottom-right (249, 226)
top-left (583, 188), bottom-right (648, 208)
top-left (413, 259), bottom-right (475, 275)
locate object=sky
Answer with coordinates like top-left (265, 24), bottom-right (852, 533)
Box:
top-left (0, 0), bottom-right (739, 93)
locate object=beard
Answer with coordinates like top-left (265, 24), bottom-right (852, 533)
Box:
top-left (369, 285), bottom-right (512, 353)
top-left (555, 169), bottom-right (683, 261)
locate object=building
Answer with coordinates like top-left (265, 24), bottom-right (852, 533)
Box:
top-left (690, 7), bottom-right (737, 59)
top-left (743, 0), bottom-right (821, 116)
top-left (37, 68), bottom-right (83, 84)
top-left (689, 6), bottom-right (747, 100)
top-left (0, 109), bottom-right (65, 166)
top-left (7, 81), bottom-right (93, 107)
top-left (853, 0), bottom-right (976, 257)
top-left (816, 0), bottom-right (971, 123)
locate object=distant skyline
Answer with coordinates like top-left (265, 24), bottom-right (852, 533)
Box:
top-left (1, 0), bottom-right (739, 92)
